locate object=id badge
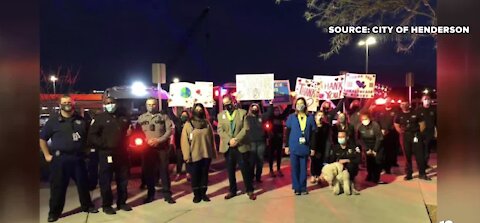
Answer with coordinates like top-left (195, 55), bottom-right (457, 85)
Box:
top-left (107, 156), bottom-right (113, 164)
top-left (413, 137), bottom-right (419, 143)
top-left (72, 132), bottom-right (81, 142)
top-left (299, 137), bottom-right (306, 145)
top-left (189, 132), bottom-right (193, 141)
top-left (90, 148), bottom-right (95, 153)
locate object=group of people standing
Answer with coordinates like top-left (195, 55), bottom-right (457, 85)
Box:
top-left (40, 93), bottom-right (436, 222)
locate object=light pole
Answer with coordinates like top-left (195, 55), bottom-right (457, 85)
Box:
top-left (50, 75), bottom-right (58, 94)
top-left (358, 36), bottom-right (376, 74)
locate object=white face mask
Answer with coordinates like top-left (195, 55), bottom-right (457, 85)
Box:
top-left (296, 104), bottom-right (305, 111)
top-left (362, 119), bottom-right (370, 126)
top-left (423, 100), bottom-right (431, 107)
top-left (105, 104), bottom-right (117, 113)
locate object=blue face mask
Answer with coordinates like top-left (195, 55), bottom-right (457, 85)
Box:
top-left (105, 104), bottom-right (117, 113)
top-left (338, 138), bottom-right (346, 145)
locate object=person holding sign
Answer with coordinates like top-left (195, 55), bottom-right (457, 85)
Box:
top-left (180, 103), bottom-right (217, 203)
top-left (88, 97), bottom-right (133, 214)
top-left (217, 95), bottom-right (256, 200)
top-left (284, 98), bottom-right (317, 195)
top-left (309, 110), bottom-right (333, 184)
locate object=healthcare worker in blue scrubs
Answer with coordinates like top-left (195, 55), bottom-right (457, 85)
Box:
top-left (284, 97), bottom-right (317, 195)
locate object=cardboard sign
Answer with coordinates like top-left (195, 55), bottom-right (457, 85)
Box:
top-left (344, 73), bottom-right (376, 98)
top-left (168, 82), bottom-right (196, 107)
top-left (236, 74), bottom-right (275, 101)
top-left (193, 82), bottom-right (214, 108)
top-left (294, 78), bottom-right (319, 112)
top-left (313, 75), bottom-right (345, 100)
top-left (272, 80), bottom-right (291, 105)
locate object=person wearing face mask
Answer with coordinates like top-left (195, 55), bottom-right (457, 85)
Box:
top-left (284, 97), bottom-right (317, 195)
top-left (181, 103), bottom-right (217, 203)
top-left (332, 112), bottom-right (356, 147)
top-left (348, 98), bottom-right (375, 130)
top-left (415, 95), bottom-right (437, 169)
top-left (394, 101), bottom-right (431, 181)
top-left (265, 104), bottom-right (292, 177)
top-left (246, 101), bottom-right (273, 183)
top-left (356, 112), bottom-right (384, 184)
top-left (320, 99), bottom-right (345, 125)
top-left (167, 107), bottom-right (191, 182)
top-left (309, 111), bottom-right (332, 184)
top-left (326, 131), bottom-right (361, 195)
top-left (137, 97), bottom-right (176, 204)
top-left (373, 98), bottom-right (400, 174)
top-left (40, 95), bottom-right (98, 222)
top-left (88, 97), bottom-right (133, 214)
top-left (217, 95), bottom-right (256, 200)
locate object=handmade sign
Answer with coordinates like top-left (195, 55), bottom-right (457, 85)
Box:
top-left (193, 82), bottom-right (214, 108)
top-left (235, 74), bottom-right (275, 101)
top-left (344, 73), bottom-right (376, 98)
top-left (272, 80), bottom-right (291, 105)
top-left (168, 82), bottom-right (196, 107)
top-left (294, 78), bottom-right (319, 112)
top-left (313, 75), bottom-right (345, 100)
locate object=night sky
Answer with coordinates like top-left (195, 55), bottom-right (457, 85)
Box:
top-left (40, 0), bottom-right (436, 93)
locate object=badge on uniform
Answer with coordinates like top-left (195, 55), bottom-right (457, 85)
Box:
top-left (299, 137), bottom-right (306, 145)
top-left (355, 147), bottom-right (361, 153)
top-left (75, 120), bottom-right (82, 125)
top-left (72, 132), bottom-right (81, 141)
top-left (106, 120), bottom-right (111, 123)
top-left (90, 148), bottom-right (95, 152)
top-left (107, 156), bottom-right (113, 164)
top-left (413, 137), bottom-right (419, 143)
top-left (258, 118), bottom-right (262, 123)
top-left (55, 150), bottom-right (60, 156)
top-left (348, 149), bottom-right (352, 153)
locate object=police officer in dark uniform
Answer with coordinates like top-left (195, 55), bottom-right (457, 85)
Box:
top-left (356, 112), bottom-right (384, 184)
top-left (374, 98), bottom-right (400, 174)
top-left (88, 97), bottom-right (133, 214)
top-left (40, 95), bottom-right (98, 222)
top-left (137, 97), bottom-right (176, 204)
top-left (85, 110), bottom-right (100, 191)
top-left (394, 101), bottom-right (431, 181)
top-left (416, 95), bottom-right (437, 169)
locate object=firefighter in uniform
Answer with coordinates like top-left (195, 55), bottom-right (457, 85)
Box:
top-left (40, 95), bottom-right (98, 222)
top-left (137, 97), bottom-right (176, 204)
top-left (394, 101), bottom-right (431, 181)
top-left (88, 97), bottom-right (133, 214)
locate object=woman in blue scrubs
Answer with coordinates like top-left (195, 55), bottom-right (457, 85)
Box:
top-left (284, 98), bottom-right (317, 195)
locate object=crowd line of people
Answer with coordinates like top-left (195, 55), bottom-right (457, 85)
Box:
top-left (39, 93), bottom-right (436, 222)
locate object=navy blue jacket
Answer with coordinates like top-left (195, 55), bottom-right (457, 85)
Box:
top-left (40, 112), bottom-right (88, 153)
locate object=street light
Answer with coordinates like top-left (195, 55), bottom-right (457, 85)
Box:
top-left (358, 36), bottom-right (377, 74)
top-left (173, 77), bottom-right (180, 83)
top-left (50, 75), bottom-right (58, 94)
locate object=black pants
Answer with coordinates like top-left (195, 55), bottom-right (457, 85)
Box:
top-left (87, 149), bottom-right (99, 190)
top-left (143, 147), bottom-right (172, 198)
top-left (175, 143), bottom-right (185, 174)
top-left (383, 130), bottom-right (399, 172)
top-left (345, 163), bottom-right (359, 181)
top-left (268, 135), bottom-right (283, 171)
top-left (225, 149), bottom-right (254, 194)
top-left (98, 151), bottom-right (129, 208)
top-left (310, 155), bottom-right (323, 177)
top-left (403, 132), bottom-right (426, 176)
top-left (187, 158), bottom-right (211, 197)
top-left (49, 153), bottom-right (93, 217)
top-left (423, 131), bottom-right (435, 166)
top-left (366, 155), bottom-right (382, 182)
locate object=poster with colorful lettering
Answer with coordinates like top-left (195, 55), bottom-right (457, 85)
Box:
top-left (193, 82), bottom-right (214, 108)
top-left (313, 75), bottom-right (345, 100)
top-left (344, 73), bottom-right (376, 98)
top-left (272, 80), bottom-right (291, 105)
top-left (236, 73), bottom-right (275, 101)
top-left (168, 82), bottom-right (196, 107)
top-left (294, 78), bottom-right (319, 112)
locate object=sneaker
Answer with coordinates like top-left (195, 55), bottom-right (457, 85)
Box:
top-left (404, 175), bottom-right (413, 181)
top-left (117, 204), bottom-right (132, 212)
top-left (294, 191), bottom-right (301, 196)
top-left (301, 191), bottom-right (309, 195)
top-left (102, 206), bottom-right (116, 215)
top-left (224, 192), bottom-right (237, 200)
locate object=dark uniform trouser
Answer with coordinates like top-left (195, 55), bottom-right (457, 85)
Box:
top-left (49, 154), bottom-right (93, 217)
top-left (383, 130), bottom-right (399, 172)
top-left (269, 135), bottom-right (283, 171)
top-left (402, 132), bottom-right (426, 176)
top-left (225, 148), bottom-right (254, 194)
top-left (187, 158), bottom-right (211, 197)
top-left (98, 151), bottom-right (129, 208)
top-left (345, 163), bottom-right (359, 181)
top-left (366, 154), bottom-right (382, 182)
top-left (423, 130), bottom-right (435, 166)
top-left (87, 149), bottom-right (99, 190)
top-left (143, 146), bottom-right (172, 198)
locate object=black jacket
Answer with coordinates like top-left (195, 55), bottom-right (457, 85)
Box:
top-left (88, 111), bottom-right (131, 153)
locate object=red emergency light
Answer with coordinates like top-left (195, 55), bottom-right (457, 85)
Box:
top-left (375, 98), bottom-right (387, 105)
top-left (264, 122), bottom-right (272, 131)
top-left (134, 137), bottom-right (144, 146)
top-left (129, 133), bottom-right (146, 150)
